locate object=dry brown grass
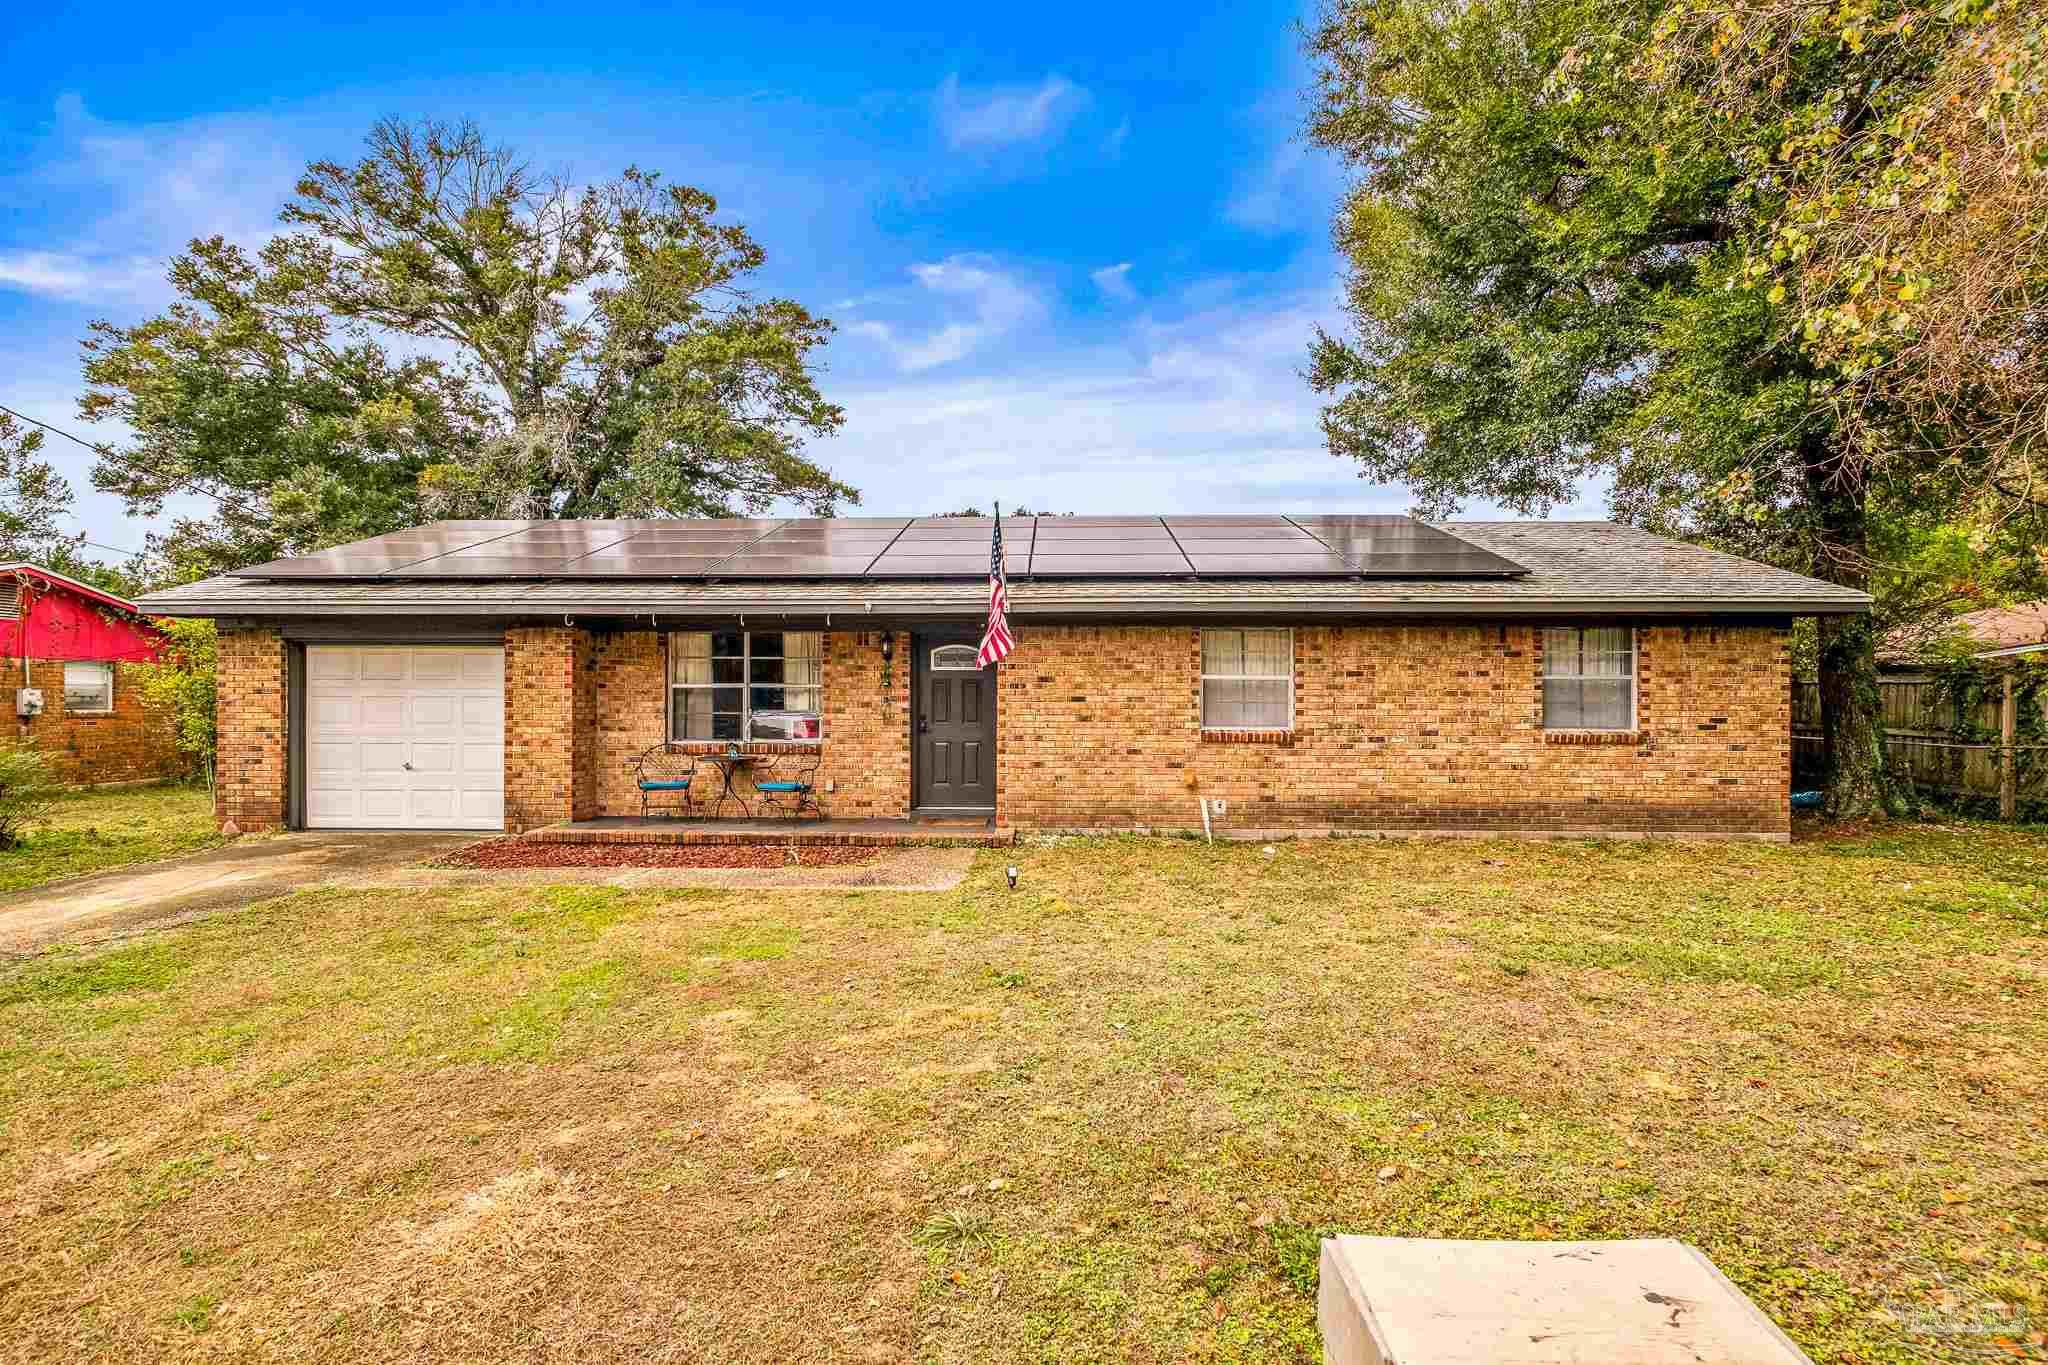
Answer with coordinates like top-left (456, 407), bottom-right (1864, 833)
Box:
top-left (1, 824), bottom-right (2044, 1362)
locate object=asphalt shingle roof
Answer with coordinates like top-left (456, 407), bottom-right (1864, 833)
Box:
top-left (136, 520), bottom-right (1870, 619)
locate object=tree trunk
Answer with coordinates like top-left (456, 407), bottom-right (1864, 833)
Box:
top-left (1804, 464), bottom-right (1895, 819)
top-left (1815, 608), bottom-right (1890, 818)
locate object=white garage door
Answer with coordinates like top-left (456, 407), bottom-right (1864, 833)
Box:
top-left (304, 645), bottom-right (505, 830)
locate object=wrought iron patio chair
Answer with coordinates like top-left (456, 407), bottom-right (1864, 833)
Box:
top-left (751, 752), bottom-right (824, 820)
top-left (635, 743), bottom-right (700, 818)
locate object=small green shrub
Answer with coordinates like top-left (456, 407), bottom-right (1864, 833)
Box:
top-left (0, 746), bottom-right (59, 848)
top-left (133, 618), bottom-right (216, 779)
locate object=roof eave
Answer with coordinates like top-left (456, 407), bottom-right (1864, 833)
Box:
top-left (136, 592), bottom-right (1871, 620)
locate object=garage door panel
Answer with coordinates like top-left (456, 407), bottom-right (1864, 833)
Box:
top-left (459, 741), bottom-right (502, 776)
top-left (409, 743), bottom-right (455, 773)
top-left (359, 741), bottom-right (408, 775)
top-left (409, 788), bottom-right (456, 822)
top-left (304, 646), bottom-right (504, 831)
top-left (359, 787), bottom-right (408, 822)
top-left (359, 696), bottom-right (407, 730)
top-left (308, 740), bottom-right (357, 774)
top-left (411, 695), bottom-right (458, 732)
top-left (412, 652), bottom-right (460, 682)
top-left (461, 790), bottom-right (504, 822)
top-left (307, 651), bottom-right (358, 682)
top-left (305, 788), bottom-right (359, 821)
top-left (309, 695), bottom-right (358, 729)
top-left (360, 651), bottom-right (408, 681)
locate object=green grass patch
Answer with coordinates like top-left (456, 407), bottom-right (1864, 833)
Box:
top-left (0, 821), bottom-right (2043, 1363)
top-left (0, 782), bottom-right (220, 896)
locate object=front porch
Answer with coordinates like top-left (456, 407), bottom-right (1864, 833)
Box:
top-left (521, 815), bottom-right (1014, 847)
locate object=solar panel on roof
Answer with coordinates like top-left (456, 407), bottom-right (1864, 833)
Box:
top-left (1033, 525), bottom-right (1177, 541)
top-left (1181, 552), bottom-right (1355, 576)
top-left (1165, 524), bottom-right (1313, 542)
top-left (1030, 554), bottom-right (1195, 577)
top-left (558, 555), bottom-right (742, 578)
top-left (235, 522), bottom-right (540, 577)
top-left (1292, 516), bottom-right (1526, 577)
top-left (230, 515), bottom-right (1527, 582)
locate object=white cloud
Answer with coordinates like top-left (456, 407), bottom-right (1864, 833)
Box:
top-left (824, 287), bottom-right (1356, 513)
top-left (0, 96), bottom-right (312, 309)
top-left (812, 274), bottom-right (1618, 520)
top-left (1090, 262), bottom-right (1136, 302)
top-left (1221, 90), bottom-right (1347, 237)
top-left (933, 74), bottom-right (1088, 149)
top-left (1225, 138), bottom-right (1346, 235)
top-left (1104, 118), bottom-right (1131, 159)
top-left (0, 250), bottom-right (162, 303)
top-left (851, 255), bottom-right (1045, 372)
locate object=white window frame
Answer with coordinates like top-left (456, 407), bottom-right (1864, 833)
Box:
top-left (668, 630), bottom-right (822, 743)
top-left (1199, 627), bottom-right (1295, 732)
top-left (62, 661), bottom-right (115, 715)
top-left (1541, 626), bottom-right (1638, 732)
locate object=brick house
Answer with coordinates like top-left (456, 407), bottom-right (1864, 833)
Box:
top-left (138, 516), bottom-right (1870, 840)
top-left (2, 564), bottom-right (185, 786)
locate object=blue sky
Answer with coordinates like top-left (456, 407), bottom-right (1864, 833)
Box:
top-left (0, 1), bottom-right (1604, 561)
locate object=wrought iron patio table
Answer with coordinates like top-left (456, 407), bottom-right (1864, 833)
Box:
top-left (704, 751), bottom-right (755, 817)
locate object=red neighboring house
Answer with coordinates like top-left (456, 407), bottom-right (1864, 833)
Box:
top-left (0, 564), bottom-right (186, 786)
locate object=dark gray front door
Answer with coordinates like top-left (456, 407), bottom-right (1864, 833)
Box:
top-left (914, 633), bottom-right (996, 811)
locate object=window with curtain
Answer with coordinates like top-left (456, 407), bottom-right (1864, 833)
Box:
top-left (669, 631), bottom-right (822, 741)
top-left (1200, 628), bottom-right (1292, 730)
top-left (1541, 627), bottom-right (1635, 730)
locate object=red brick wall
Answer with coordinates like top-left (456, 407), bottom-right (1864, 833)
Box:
top-left (504, 627), bottom-right (597, 832)
top-left (994, 623), bottom-right (1790, 837)
top-left (592, 631), bottom-right (667, 816)
top-left (14, 657), bottom-right (186, 786)
top-left (205, 619), bottom-right (1791, 838)
top-left (215, 628), bottom-right (287, 831)
top-left (822, 630), bottom-right (911, 818)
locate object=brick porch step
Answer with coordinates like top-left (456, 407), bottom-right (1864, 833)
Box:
top-left (524, 817), bottom-right (1013, 848)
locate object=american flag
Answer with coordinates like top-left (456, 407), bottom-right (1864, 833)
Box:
top-left (976, 504), bottom-right (1015, 667)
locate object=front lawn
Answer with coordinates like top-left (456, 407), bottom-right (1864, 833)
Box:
top-left (0, 781), bottom-right (223, 896)
top-left (1, 826), bottom-right (2043, 1362)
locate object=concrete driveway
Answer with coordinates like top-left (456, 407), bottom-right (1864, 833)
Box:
top-left (0, 832), bottom-right (482, 956)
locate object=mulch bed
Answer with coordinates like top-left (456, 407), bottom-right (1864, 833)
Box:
top-left (436, 839), bottom-right (879, 870)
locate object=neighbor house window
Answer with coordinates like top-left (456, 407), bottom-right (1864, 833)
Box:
top-left (63, 661), bottom-right (115, 714)
top-left (669, 631), bottom-right (822, 741)
top-left (1200, 628), bottom-right (1292, 730)
top-left (1542, 627), bottom-right (1635, 730)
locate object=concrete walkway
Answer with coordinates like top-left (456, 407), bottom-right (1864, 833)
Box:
top-left (0, 832), bottom-right (478, 956)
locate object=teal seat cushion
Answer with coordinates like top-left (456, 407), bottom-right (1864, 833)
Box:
top-left (639, 779), bottom-right (692, 791)
top-left (756, 781), bottom-right (808, 792)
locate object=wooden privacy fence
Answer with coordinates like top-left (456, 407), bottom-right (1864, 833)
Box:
top-left (1793, 672), bottom-right (2046, 818)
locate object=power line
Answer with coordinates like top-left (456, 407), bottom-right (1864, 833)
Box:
top-left (82, 539), bottom-right (152, 563)
top-left (0, 402), bottom-right (270, 523)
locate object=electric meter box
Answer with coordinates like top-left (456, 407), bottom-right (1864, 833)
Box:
top-left (15, 688), bottom-right (43, 718)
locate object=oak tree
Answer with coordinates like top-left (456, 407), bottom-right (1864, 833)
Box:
top-left (81, 118), bottom-right (853, 576)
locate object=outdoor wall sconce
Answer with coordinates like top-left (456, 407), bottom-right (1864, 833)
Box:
top-left (880, 635), bottom-right (895, 663)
